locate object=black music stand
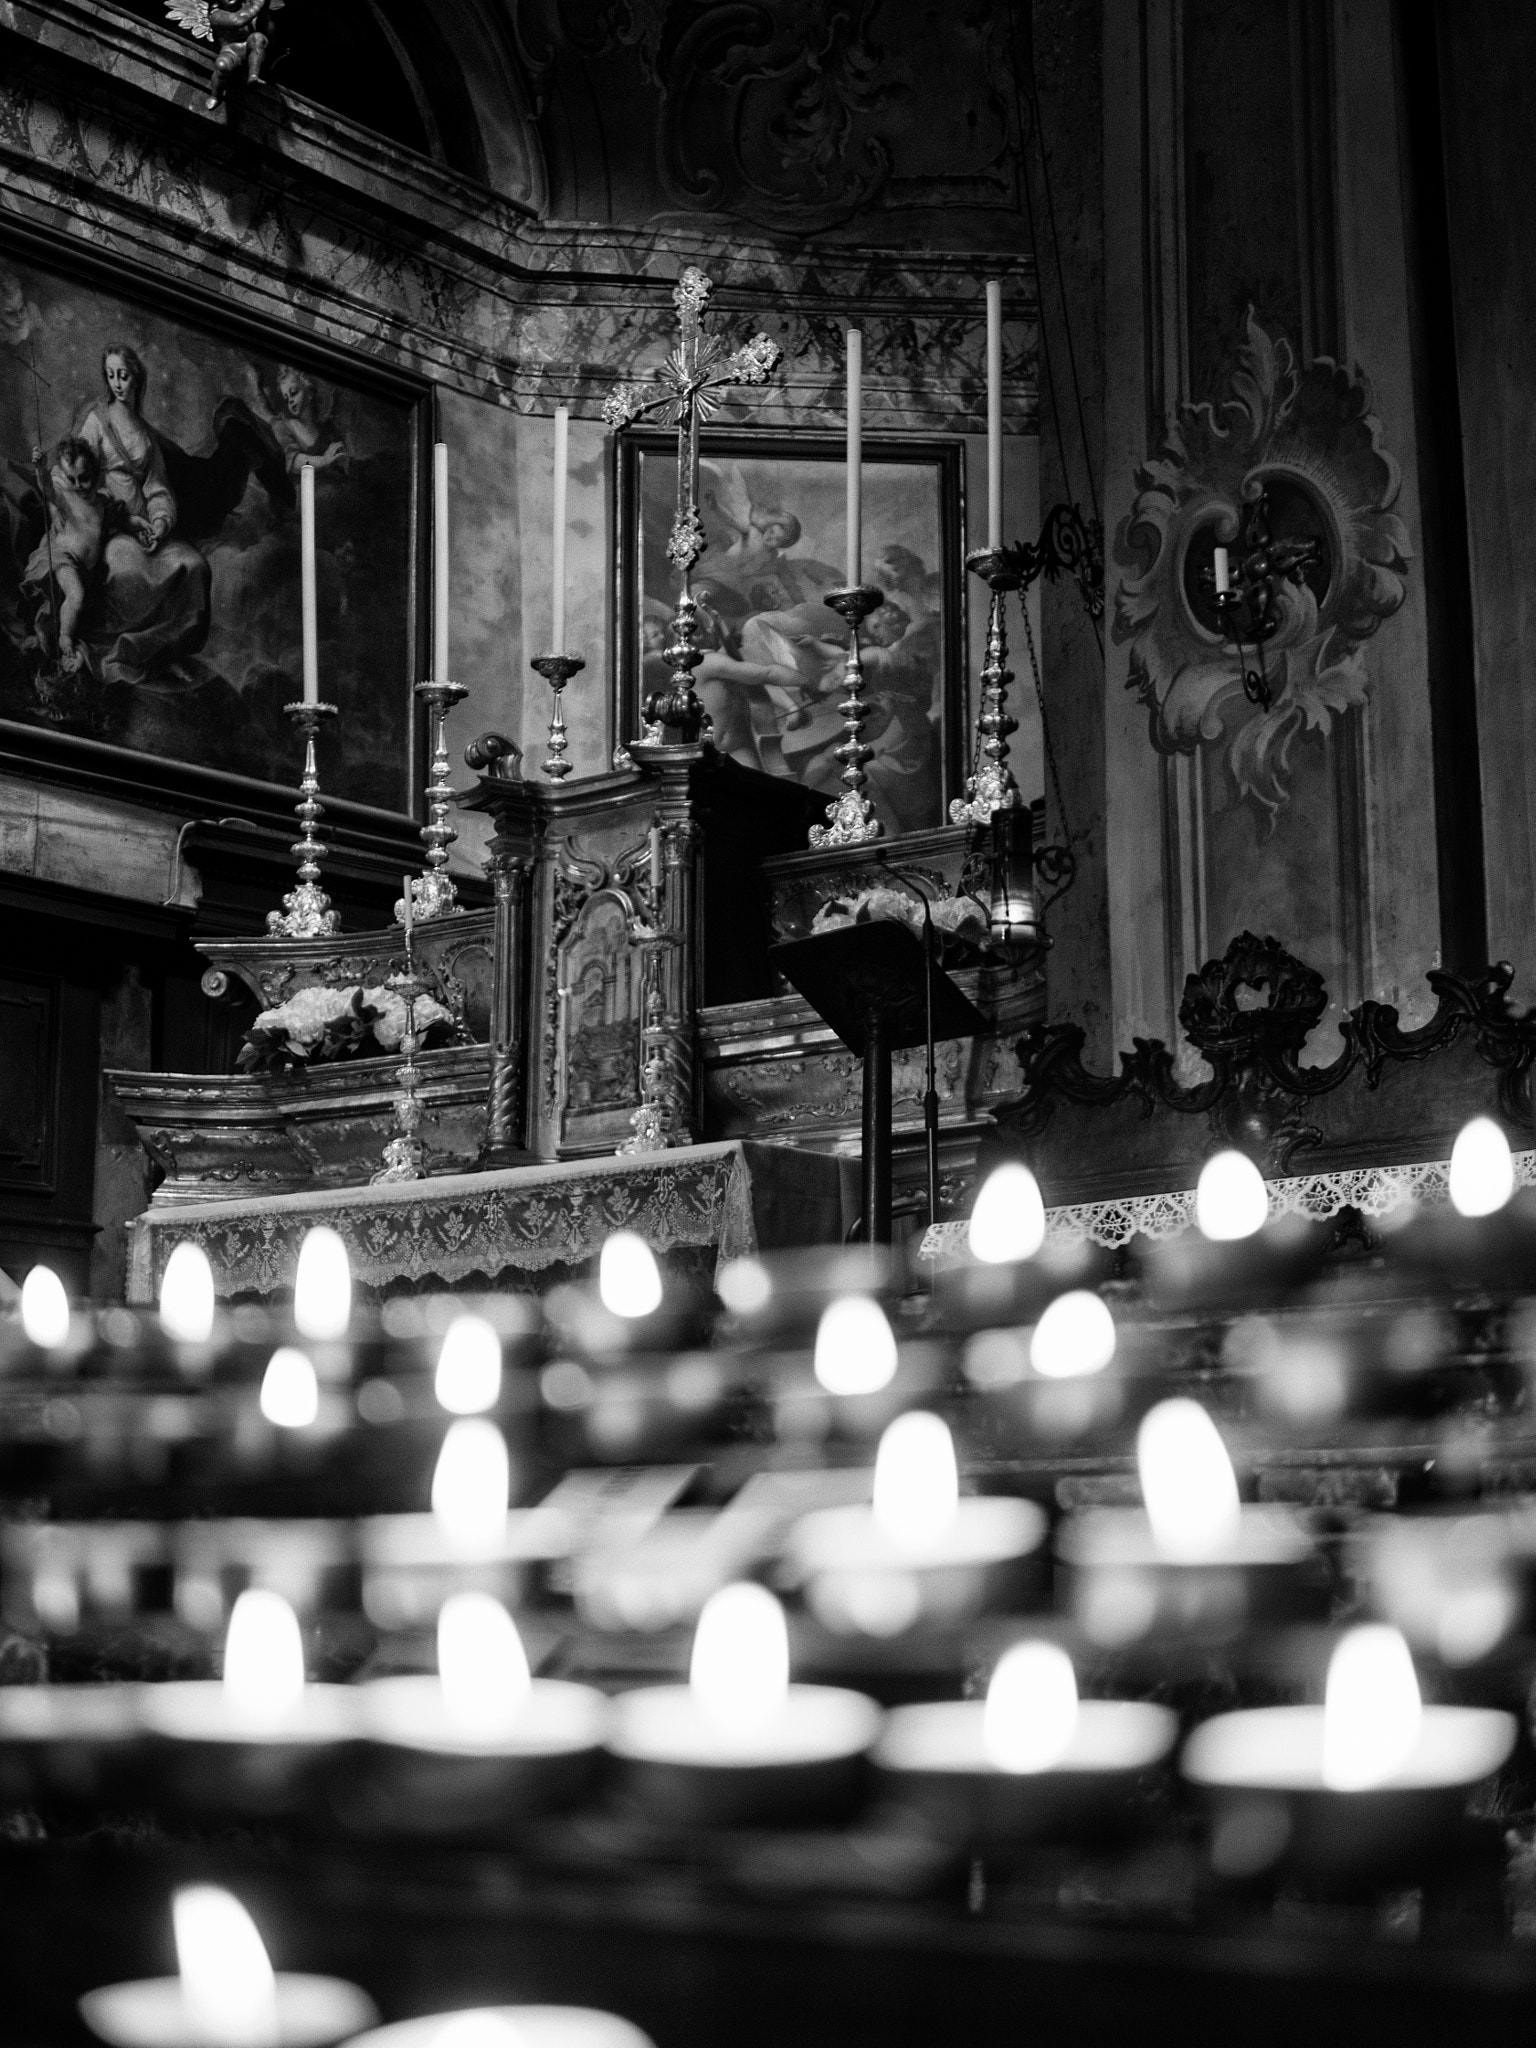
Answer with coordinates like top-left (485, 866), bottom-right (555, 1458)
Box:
top-left (772, 921), bottom-right (985, 1245)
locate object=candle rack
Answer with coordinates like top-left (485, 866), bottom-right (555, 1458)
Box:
top-left (267, 701), bottom-right (341, 939)
top-left (808, 583), bottom-right (885, 849)
top-left (949, 547), bottom-right (1024, 825)
top-left (400, 678), bottom-right (470, 925)
top-left (370, 962), bottom-right (431, 1184)
top-left (531, 653), bottom-right (585, 781)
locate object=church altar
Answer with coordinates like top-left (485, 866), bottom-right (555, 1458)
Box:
top-left (125, 1140), bottom-right (848, 1304)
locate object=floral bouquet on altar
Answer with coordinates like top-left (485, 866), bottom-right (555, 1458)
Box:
top-left (808, 885), bottom-right (995, 969)
top-left (237, 982), bottom-right (456, 1074)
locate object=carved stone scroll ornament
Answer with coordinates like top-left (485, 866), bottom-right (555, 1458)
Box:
top-left (992, 932), bottom-right (1536, 1182)
top-left (1116, 312), bottom-right (1411, 827)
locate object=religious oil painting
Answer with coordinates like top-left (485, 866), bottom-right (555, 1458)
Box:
top-left (0, 244), bottom-right (418, 812)
top-left (619, 431), bottom-right (964, 837)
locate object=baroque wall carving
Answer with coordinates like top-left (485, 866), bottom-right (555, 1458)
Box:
top-left (1115, 313), bottom-right (1410, 826)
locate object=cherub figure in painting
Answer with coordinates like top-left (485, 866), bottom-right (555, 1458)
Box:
top-left (22, 437), bottom-right (116, 674)
top-left (164, 0), bottom-right (284, 111)
top-left (255, 365), bottom-right (349, 477)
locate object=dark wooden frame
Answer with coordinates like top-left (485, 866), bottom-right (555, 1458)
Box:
top-left (0, 214), bottom-right (435, 850)
top-left (615, 427), bottom-right (969, 828)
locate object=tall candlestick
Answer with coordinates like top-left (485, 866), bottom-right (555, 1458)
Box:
top-left (552, 405), bottom-right (570, 651)
top-left (300, 463), bottom-right (318, 706)
top-left (845, 327), bottom-right (862, 588)
top-left (432, 441), bottom-right (450, 683)
top-left (986, 279), bottom-right (1003, 551)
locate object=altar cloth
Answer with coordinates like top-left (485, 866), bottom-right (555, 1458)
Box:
top-left (126, 1141), bottom-right (849, 1303)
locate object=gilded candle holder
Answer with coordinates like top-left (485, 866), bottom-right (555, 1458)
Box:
top-left (402, 678), bottom-right (470, 922)
top-left (950, 545), bottom-right (1025, 825)
top-left (809, 584), bottom-right (885, 849)
top-left (268, 701), bottom-right (341, 939)
top-left (532, 652), bottom-right (585, 781)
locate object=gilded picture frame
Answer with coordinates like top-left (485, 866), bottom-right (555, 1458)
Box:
top-left (0, 219), bottom-right (432, 836)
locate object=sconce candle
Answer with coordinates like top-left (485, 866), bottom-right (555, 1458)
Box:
top-left (607, 1583), bottom-right (881, 1824)
top-left (80, 1886), bottom-right (377, 2048)
top-left (873, 1639), bottom-right (1177, 1845)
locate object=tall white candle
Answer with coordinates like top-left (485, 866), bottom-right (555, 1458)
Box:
top-left (300, 463), bottom-right (318, 706)
top-left (845, 328), bottom-right (863, 588)
top-left (1213, 545), bottom-right (1230, 596)
top-left (433, 441), bottom-right (450, 682)
top-left (552, 405), bottom-right (570, 652)
top-left (986, 279), bottom-right (1003, 551)
top-left (402, 875), bottom-right (413, 944)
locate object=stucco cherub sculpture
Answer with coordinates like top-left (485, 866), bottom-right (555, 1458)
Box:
top-left (164, 0), bottom-right (284, 111)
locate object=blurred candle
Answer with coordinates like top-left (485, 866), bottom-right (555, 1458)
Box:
top-left (986, 278), bottom-right (1002, 551)
top-left (159, 1242), bottom-right (216, 1346)
top-left (432, 1419), bottom-right (510, 1560)
top-left (1322, 1624), bottom-right (1422, 1790)
top-left (598, 1232), bottom-right (663, 1318)
top-left (223, 1589), bottom-right (306, 1731)
top-left (1448, 1116), bottom-right (1515, 1218)
top-left (813, 1294), bottom-right (897, 1395)
top-left (983, 1639), bottom-right (1078, 1773)
top-left (845, 327), bottom-right (862, 586)
top-left (551, 405), bottom-right (569, 650)
top-left (967, 1160), bottom-right (1046, 1264)
top-left (1137, 1399), bottom-right (1241, 1562)
top-left (435, 1316), bottom-right (503, 1415)
top-left (433, 441), bottom-right (450, 681)
top-left (1194, 1150), bottom-right (1269, 1241)
top-left (1029, 1290), bottom-right (1116, 1379)
top-left (20, 1265), bottom-right (70, 1351)
top-left (260, 1348), bottom-right (319, 1430)
top-left (293, 1226), bottom-right (351, 1342)
top-left (79, 1886), bottom-right (377, 2048)
top-left (300, 462), bottom-right (318, 705)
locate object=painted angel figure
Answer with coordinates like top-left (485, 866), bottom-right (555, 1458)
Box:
top-left (164, 0), bottom-right (283, 111)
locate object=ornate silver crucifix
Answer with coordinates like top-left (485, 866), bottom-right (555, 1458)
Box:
top-left (603, 267), bottom-right (781, 749)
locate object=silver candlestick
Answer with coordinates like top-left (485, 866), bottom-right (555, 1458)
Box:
top-left (267, 701), bottom-right (341, 938)
top-left (531, 652), bottom-right (585, 780)
top-left (950, 547), bottom-right (1024, 824)
top-left (617, 925), bottom-right (686, 1156)
top-left (808, 583), bottom-right (885, 849)
top-left (371, 960), bottom-right (431, 1184)
top-left (400, 678), bottom-right (470, 924)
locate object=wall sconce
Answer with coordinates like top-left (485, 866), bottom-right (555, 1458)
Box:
top-left (1205, 488), bottom-right (1326, 712)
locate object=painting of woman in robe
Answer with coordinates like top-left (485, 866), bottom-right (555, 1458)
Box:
top-left (0, 252), bottom-right (416, 811)
top-left (624, 435), bottom-right (960, 837)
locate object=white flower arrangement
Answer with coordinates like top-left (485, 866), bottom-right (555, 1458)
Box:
top-left (238, 982), bottom-right (455, 1073)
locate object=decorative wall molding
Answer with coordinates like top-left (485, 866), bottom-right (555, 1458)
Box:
top-left (1, 1), bottom-right (1039, 432)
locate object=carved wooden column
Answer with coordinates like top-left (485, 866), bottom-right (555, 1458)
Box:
top-left (479, 834), bottom-right (535, 1167)
top-left (656, 812), bottom-right (700, 1142)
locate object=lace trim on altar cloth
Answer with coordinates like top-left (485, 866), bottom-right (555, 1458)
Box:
top-left (918, 1150), bottom-right (1536, 1260)
top-left (127, 1144), bottom-right (763, 1301)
